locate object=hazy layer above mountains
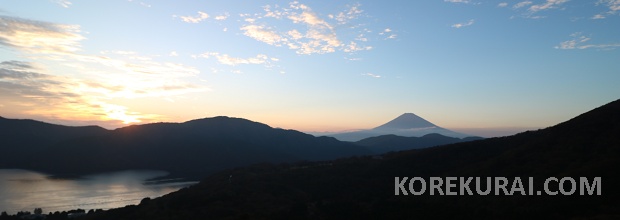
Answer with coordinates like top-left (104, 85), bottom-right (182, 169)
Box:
top-left (449, 127), bottom-right (541, 138)
top-left (310, 127), bottom-right (535, 138)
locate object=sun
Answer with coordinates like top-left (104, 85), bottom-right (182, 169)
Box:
top-left (103, 104), bottom-right (141, 124)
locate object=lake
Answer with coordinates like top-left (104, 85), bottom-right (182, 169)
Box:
top-left (0, 169), bottom-right (197, 214)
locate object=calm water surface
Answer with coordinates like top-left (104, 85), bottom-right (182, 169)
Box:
top-left (0, 169), bottom-right (197, 214)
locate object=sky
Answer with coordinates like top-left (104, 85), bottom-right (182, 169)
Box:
top-left (0, 0), bottom-right (619, 137)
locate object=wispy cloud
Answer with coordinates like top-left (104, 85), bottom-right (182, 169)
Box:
top-left (343, 41), bottom-right (372, 53)
top-left (287, 7), bottom-right (332, 27)
top-left (286, 2), bottom-right (343, 54)
top-left (451, 19), bottom-right (475, 28)
top-left (444, 0), bottom-right (470, 3)
top-left (498, 2), bottom-right (509, 7)
top-left (444, 0), bottom-right (483, 5)
top-left (378, 28), bottom-right (397, 40)
top-left (95, 51), bottom-right (202, 78)
top-left (240, 25), bottom-right (285, 46)
top-left (379, 28), bottom-right (392, 35)
top-left (127, 0), bottom-right (151, 8)
top-left (238, 2), bottom-right (373, 55)
top-left (263, 5), bottom-right (285, 19)
top-left (555, 32), bottom-right (620, 50)
top-left (361, 73), bottom-right (381, 78)
top-left (510, 0), bottom-right (568, 18)
top-left (215, 13), bottom-right (230, 20)
top-left (174, 11), bottom-right (210, 23)
top-left (0, 61), bottom-right (47, 83)
top-left (51, 0), bottom-right (72, 8)
top-left (513, 1), bottom-right (533, 9)
top-left (0, 15), bottom-right (207, 127)
top-left (528, 0), bottom-right (569, 13)
top-left (0, 15), bottom-right (84, 55)
top-left (330, 3), bottom-right (364, 24)
top-left (195, 52), bottom-right (278, 66)
top-left (0, 60), bottom-right (163, 126)
top-left (592, 0), bottom-right (620, 19)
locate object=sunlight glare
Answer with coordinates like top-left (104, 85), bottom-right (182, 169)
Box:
top-left (103, 104), bottom-right (141, 124)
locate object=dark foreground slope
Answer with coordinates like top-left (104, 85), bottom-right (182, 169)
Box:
top-left (0, 116), bottom-right (369, 179)
top-left (82, 99), bottom-right (620, 219)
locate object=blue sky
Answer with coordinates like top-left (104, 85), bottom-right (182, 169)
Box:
top-left (1, 0), bottom-right (619, 136)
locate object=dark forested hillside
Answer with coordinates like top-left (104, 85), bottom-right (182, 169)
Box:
top-left (81, 99), bottom-right (620, 219)
top-left (0, 117), bottom-right (108, 169)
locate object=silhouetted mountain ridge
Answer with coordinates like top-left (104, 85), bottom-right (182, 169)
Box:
top-left (374, 113), bottom-right (437, 130)
top-left (0, 117), bottom-right (108, 169)
top-left (0, 116), bottom-right (369, 179)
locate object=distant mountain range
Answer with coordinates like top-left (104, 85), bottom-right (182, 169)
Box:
top-left (80, 99), bottom-right (620, 219)
top-left (0, 116), bottom-right (370, 179)
top-left (328, 113), bottom-right (473, 141)
top-left (0, 114), bottom-right (481, 180)
top-left (355, 133), bottom-right (483, 154)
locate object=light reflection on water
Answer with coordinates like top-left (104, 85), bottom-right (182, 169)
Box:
top-left (0, 169), bottom-right (197, 214)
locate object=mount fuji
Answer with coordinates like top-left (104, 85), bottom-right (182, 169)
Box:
top-left (328, 113), bottom-right (472, 141)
